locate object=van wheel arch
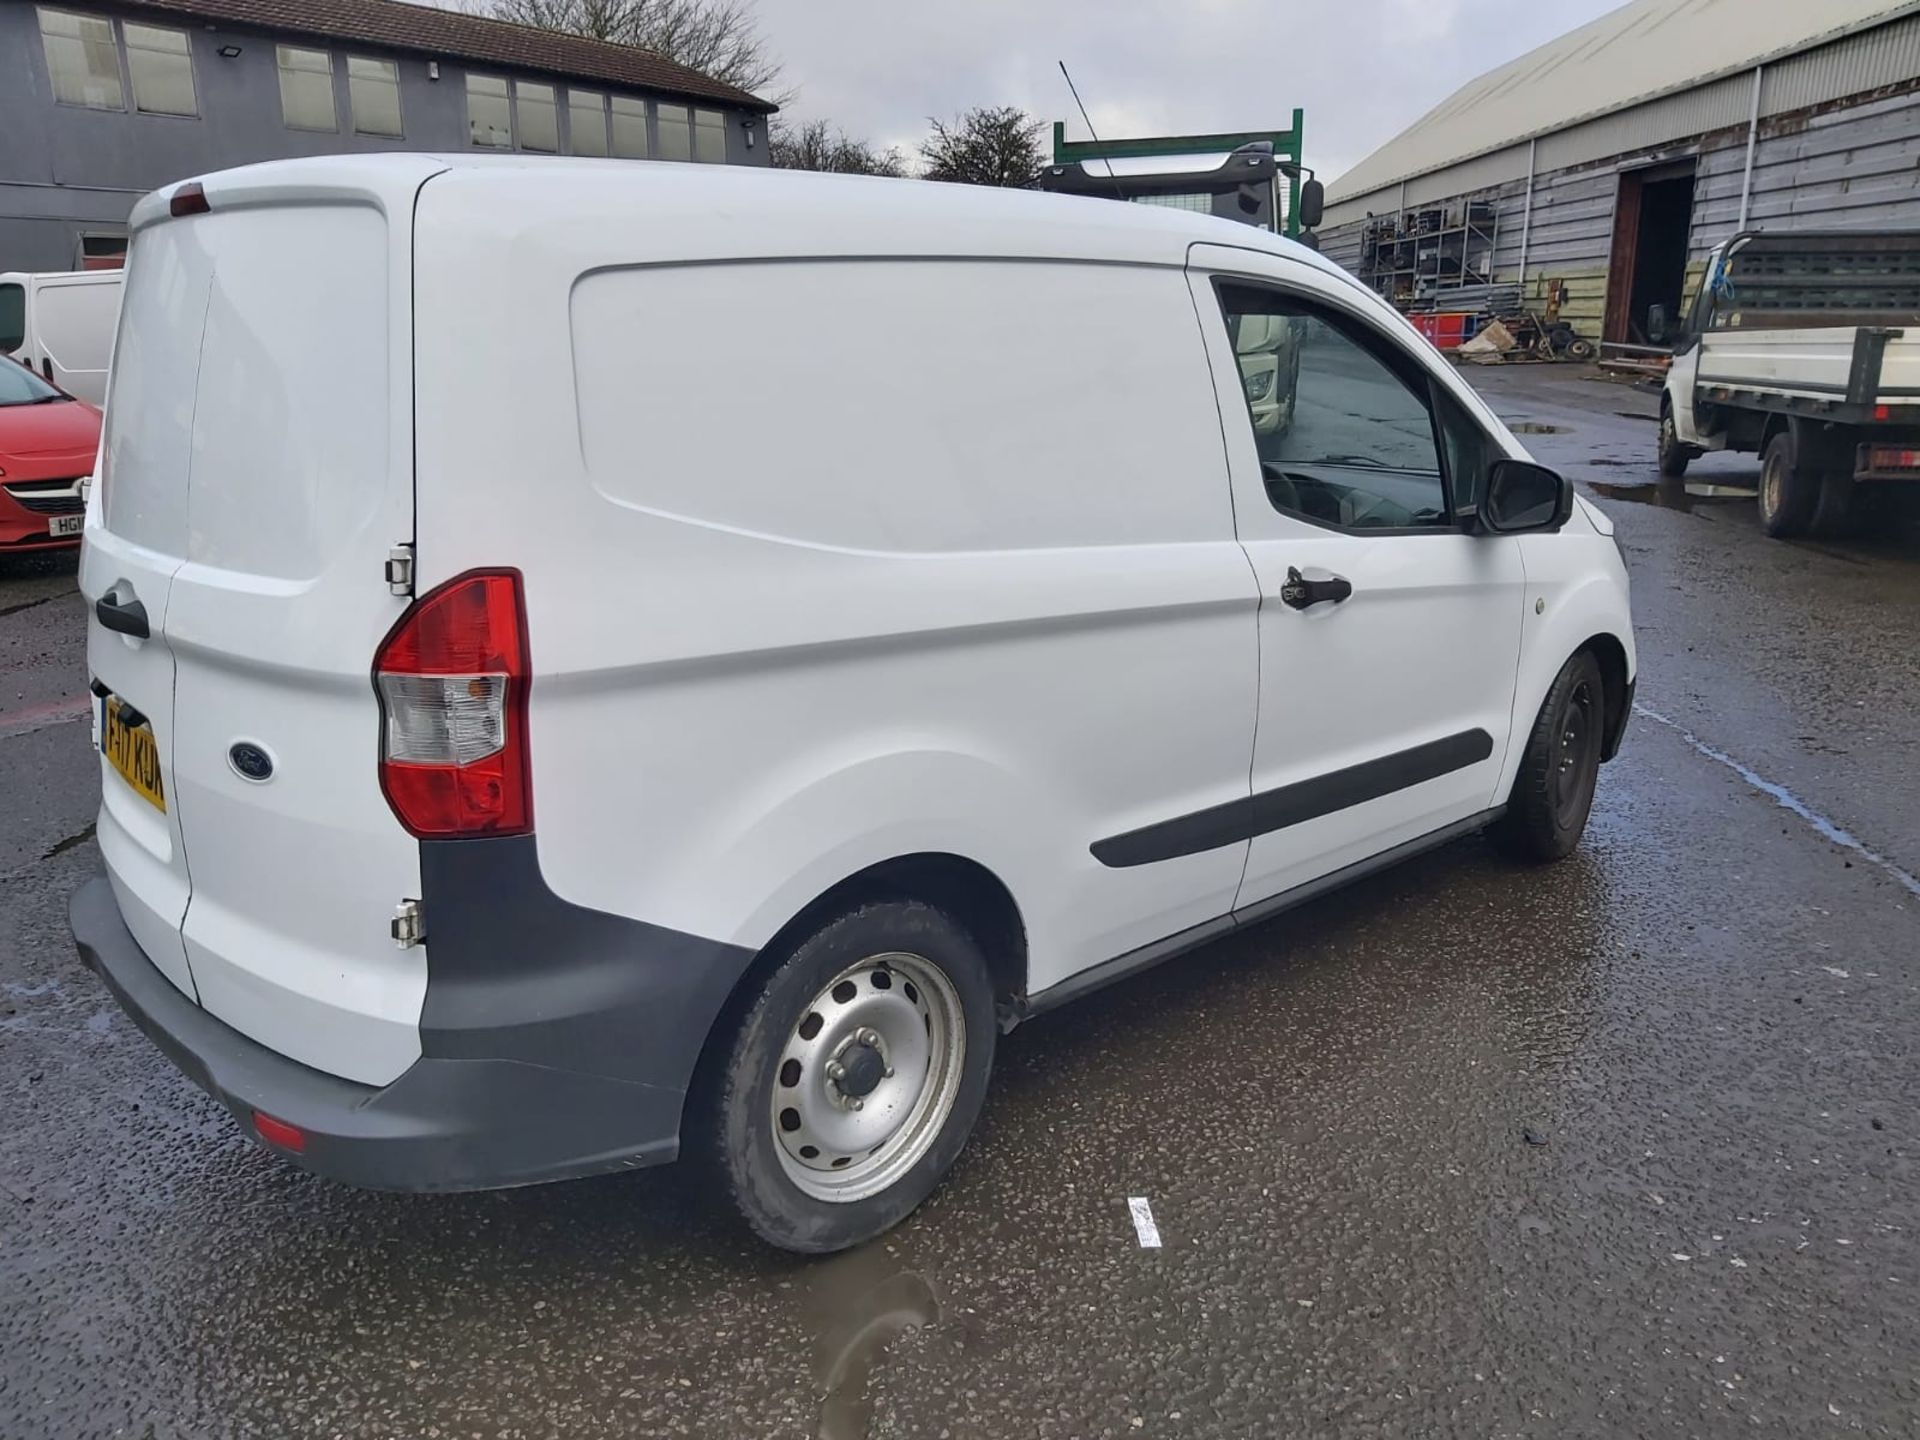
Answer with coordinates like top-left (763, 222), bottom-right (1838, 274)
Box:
top-left (1578, 632), bottom-right (1631, 762)
top-left (688, 854), bottom-right (1028, 1118)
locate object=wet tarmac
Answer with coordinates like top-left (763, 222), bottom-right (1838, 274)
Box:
top-left (4, 366), bottom-right (1919, 1437)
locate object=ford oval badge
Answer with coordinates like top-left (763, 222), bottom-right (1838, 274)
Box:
top-left (228, 742), bottom-right (274, 782)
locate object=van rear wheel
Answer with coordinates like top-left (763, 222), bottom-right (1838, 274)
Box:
top-left (706, 900), bottom-right (996, 1253)
top-left (1758, 430), bottom-right (1820, 538)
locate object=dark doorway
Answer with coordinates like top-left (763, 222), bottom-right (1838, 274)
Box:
top-left (1604, 160), bottom-right (1696, 345)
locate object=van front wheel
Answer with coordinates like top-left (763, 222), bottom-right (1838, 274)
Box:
top-left (1490, 650), bottom-right (1606, 863)
top-left (1657, 401), bottom-right (1694, 478)
top-left (707, 900), bottom-right (996, 1253)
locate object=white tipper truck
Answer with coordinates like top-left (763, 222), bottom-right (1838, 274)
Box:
top-left (1659, 229), bottom-right (1920, 538)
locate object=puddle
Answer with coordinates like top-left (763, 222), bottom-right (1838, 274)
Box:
top-left (1589, 480), bottom-right (1756, 513)
top-left (1507, 422), bottom-right (1568, 434)
top-left (806, 1247), bottom-right (942, 1440)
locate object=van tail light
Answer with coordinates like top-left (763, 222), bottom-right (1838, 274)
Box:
top-left (169, 182), bottom-right (210, 217)
top-left (373, 569), bottom-right (531, 838)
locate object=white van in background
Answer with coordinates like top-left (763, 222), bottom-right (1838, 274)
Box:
top-left (70, 157), bottom-right (1634, 1254)
top-left (0, 269), bottom-right (124, 405)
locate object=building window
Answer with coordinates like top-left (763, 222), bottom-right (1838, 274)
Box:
top-left (467, 72), bottom-right (512, 149)
top-left (656, 102), bottom-right (691, 161)
top-left (610, 94), bottom-right (649, 159)
top-left (516, 80), bottom-right (558, 153)
top-left (347, 56), bottom-right (402, 137)
top-left (277, 45), bottom-right (336, 131)
top-left (693, 108), bottom-right (727, 163)
top-left (124, 21), bottom-right (196, 116)
top-left (568, 89), bottom-right (607, 156)
top-left (38, 7), bottom-right (124, 111)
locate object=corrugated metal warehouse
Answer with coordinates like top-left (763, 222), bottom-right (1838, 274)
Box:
top-left (1321, 0), bottom-right (1920, 344)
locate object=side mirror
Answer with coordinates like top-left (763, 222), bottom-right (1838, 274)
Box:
top-left (1479, 459), bottom-right (1573, 534)
top-left (1297, 178), bottom-right (1325, 231)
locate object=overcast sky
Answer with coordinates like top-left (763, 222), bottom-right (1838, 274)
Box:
top-left (753, 0), bottom-right (1626, 183)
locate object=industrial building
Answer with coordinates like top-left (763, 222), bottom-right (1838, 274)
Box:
top-left (1321, 0), bottom-right (1920, 345)
top-left (0, 0), bottom-right (775, 272)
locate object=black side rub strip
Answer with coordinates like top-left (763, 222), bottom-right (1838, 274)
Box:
top-left (1091, 729), bottom-right (1495, 868)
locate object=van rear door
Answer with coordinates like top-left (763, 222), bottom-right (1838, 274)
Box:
top-left (84, 159), bottom-right (443, 1087)
top-left (82, 231), bottom-right (207, 1002)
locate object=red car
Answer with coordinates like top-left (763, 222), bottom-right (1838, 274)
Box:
top-left (0, 359), bottom-right (101, 554)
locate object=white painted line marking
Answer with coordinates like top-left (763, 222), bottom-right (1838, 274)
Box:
top-left (1127, 1196), bottom-right (1162, 1248)
top-left (1634, 704), bottom-right (1920, 899)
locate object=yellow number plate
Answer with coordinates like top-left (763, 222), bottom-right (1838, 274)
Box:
top-left (102, 697), bottom-right (166, 813)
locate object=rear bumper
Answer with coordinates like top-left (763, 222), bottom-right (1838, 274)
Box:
top-left (71, 871), bottom-right (751, 1191)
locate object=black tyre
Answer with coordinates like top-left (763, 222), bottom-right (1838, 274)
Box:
top-left (1656, 401), bottom-right (1693, 478)
top-left (705, 900), bottom-right (996, 1254)
top-left (1810, 467), bottom-right (1857, 539)
top-left (1490, 650), bottom-right (1606, 863)
top-left (1758, 429), bottom-right (1820, 538)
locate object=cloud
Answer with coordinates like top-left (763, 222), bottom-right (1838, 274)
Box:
top-left (753, 0), bottom-right (1623, 181)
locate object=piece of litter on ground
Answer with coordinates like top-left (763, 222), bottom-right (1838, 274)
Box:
top-left (1730, 1257), bottom-right (1748, 1268)
top-left (1671, 1253), bottom-right (1692, 1262)
top-left (1822, 966), bottom-right (1850, 978)
top-left (1127, 1196), bottom-right (1162, 1249)
top-left (1830, 1404), bottom-right (1842, 1417)
top-left (1523, 1127), bottom-right (1549, 1147)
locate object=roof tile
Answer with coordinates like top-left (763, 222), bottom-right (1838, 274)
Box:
top-left (122, 0), bottom-right (775, 112)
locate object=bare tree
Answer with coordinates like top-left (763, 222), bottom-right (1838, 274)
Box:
top-left (919, 106), bottom-right (1046, 188)
top-left (483, 0), bottom-right (785, 100)
top-left (770, 119), bottom-right (905, 177)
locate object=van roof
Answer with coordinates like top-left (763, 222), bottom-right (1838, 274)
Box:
top-left (0, 270), bottom-right (124, 285)
top-left (131, 154), bottom-right (1345, 276)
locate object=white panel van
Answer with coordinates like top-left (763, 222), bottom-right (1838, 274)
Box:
top-left (71, 158), bottom-right (1634, 1253)
top-left (0, 269), bottom-right (124, 405)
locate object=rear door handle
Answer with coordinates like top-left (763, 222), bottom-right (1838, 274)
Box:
top-left (1280, 566), bottom-right (1353, 610)
top-left (95, 593), bottom-right (150, 639)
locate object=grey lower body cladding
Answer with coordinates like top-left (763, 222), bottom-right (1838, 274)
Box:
top-left (69, 836), bottom-right (754, 1191)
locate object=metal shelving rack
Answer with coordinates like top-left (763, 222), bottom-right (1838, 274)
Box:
top-left (1360, 199), bottom-right (1499, 308)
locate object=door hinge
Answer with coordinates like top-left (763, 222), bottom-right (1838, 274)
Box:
top-left (385, 544), bottom-right (415, 597)
top-left (390, 898), bottom-right (426, 949)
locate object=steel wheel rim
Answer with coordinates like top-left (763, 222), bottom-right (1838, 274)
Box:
top-left (1555, 679), bottom-right (1597, 814)
top-left (1762, 450), bottom-right (1784, 516)
top-left (770, 951), bottom-right (966, 1204)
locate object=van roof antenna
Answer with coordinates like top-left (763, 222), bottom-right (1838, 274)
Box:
top-left (1058, 61), bottom-right (1127, 204)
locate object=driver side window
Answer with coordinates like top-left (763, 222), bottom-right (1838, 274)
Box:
top-left (1216, 282), bottom-right (1450, 532)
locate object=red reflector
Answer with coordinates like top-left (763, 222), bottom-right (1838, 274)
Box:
top-left (253, 1111), bottom-right (306, 1152)
top-left (169, 182), bottom-right (210, 217)
top-left (373, 570), bottom-right (532, 838)
top-left (1875, 405), bottom-right (1891, 422)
